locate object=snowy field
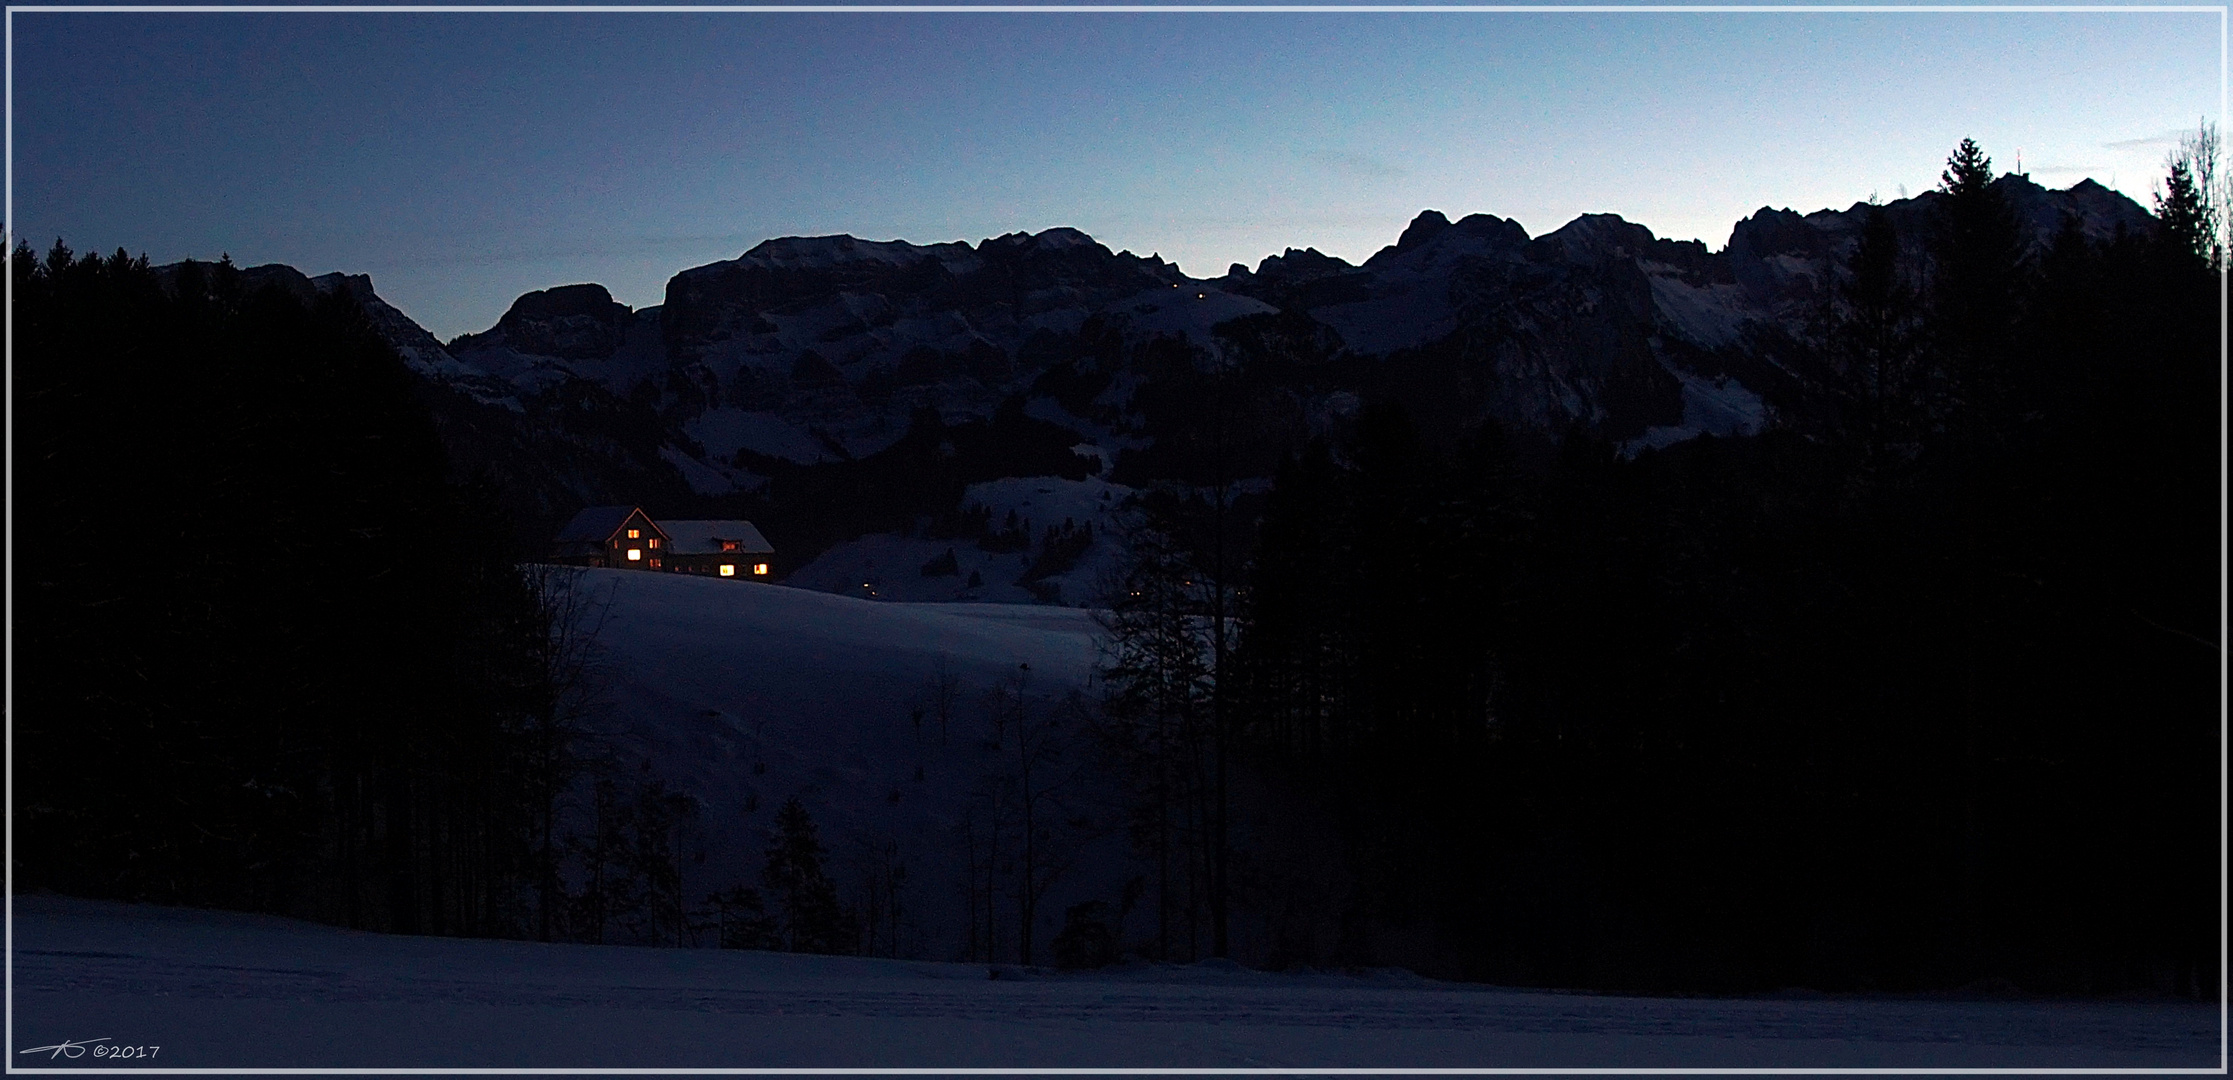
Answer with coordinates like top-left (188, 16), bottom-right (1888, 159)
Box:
top-left (783, 476), bottom-right (1135, 606)
top-left (518, 570), bottom-right (1134, 966)
top-left (10, 896), bottom-right (2222, 1071)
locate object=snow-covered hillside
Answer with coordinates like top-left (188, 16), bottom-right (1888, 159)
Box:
top-left (12, 895), bottom-right (2219, 1069)
top-left (564, 569), bottom-right (1124, 963)
top-left (782, 475), bottom-right (1134, 606)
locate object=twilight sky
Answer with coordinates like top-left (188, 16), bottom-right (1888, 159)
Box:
top-left (9, 6), bottom-right (2221, 340)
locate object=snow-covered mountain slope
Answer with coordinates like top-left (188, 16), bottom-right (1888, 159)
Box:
top-left (783, 475), bottom-right (1134, 606)
top-left (14, 895), bottom-right (2219, 1069)
top-left (443, 282), bottom-right (671, 405)
top-left (1309, 209), bottom-right (1536, 356)
top-left (570, 569), bottom-right (1122, 962)
top-left (1114, 282), bottom-right (1280, 349)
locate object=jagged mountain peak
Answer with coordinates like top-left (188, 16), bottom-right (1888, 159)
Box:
top-left (1393, 209), bottom-right (1453, 252)
top-left (980, 225), bottom-right (1099, 252)
top-left (151, 259), bottom-right (318, 303)
top-left (1727, 175), bottom-right (2154, 265)
top-left (502, 282), bottom-right (630, 322)
top-left (736, 233), bottom-right (981, 272)
top-left (446, 279), bottom-right (644, 364)
top-left (309, 270), bottom-right (380, 303)
top-left (1727, 205), bottom-right (1840, 260)
top-left (1991, 173), bottom-right (2156, 244)
top-left (1539, 212), bottom-right (1658, 253)
top-left (725, 226), bottom-right (1122, 272)
top-left (1364, 211), bottom-right (1530, 269)
top-left (150, 262), bottom-right (457, 374)
top-left (1246, 246), bottom-right (1355, 281)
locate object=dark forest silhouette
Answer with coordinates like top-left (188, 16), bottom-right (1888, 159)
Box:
top-left (1115, 138), bottom-right (2219, 995)
top-left (13, 246), bottom-right (558, 934)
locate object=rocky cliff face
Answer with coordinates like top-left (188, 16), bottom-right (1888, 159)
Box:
top-left (453, 283), bottom-right (637, 362)
top-left (1222, 211), bottom-right (1690, 440)
top-left (643, 228), bottom-right (1195, 467)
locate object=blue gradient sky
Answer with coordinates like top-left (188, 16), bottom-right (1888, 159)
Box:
top-left (10, 7), bottom-right (2220, 339)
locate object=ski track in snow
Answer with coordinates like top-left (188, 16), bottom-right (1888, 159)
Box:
top-left (10, 897), bottom-right (2220, 1070)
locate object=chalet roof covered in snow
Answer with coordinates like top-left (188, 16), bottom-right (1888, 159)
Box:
top-left (660, 519), bottom-right (774, 555)
top-left (555, 505), bottom-right (660, 543)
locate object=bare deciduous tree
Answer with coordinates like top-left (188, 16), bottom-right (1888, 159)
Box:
top-left (521, 562), bottom-right (617, 942)
top-left (2160, 120), bottom-right (2226, 269)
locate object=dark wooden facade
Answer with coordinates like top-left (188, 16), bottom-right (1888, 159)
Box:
top-left (550, 506), bottom-right (675, 571)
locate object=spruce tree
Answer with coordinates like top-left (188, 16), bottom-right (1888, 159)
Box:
top-left (1928, 137), bottom-right (2026, 442)
top-left (763, 798), bottom-right (854, 953)
top-left (1832, 203), bottom-right (1920, 463)
top-left (2156, 122), bottom-right (2225, 270)
top-left (2155, 159), bottom-right (2216, 272)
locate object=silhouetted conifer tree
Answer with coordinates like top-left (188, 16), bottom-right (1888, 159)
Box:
top-left (1830, 204), bottom-right (1924, 466)
top-left (763, 797), bottom-right (856, 954)
top-left (1928, 138), bottom-right (2028, 443)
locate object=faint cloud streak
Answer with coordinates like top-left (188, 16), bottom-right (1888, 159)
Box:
top-left (2103, 131), bottom-right (2184, 151)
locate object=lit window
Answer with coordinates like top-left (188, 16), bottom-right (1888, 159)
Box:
top-left (627, 528), bottom-right (640, 539)
top-left (649, 558), bottom-right (661, 569)
top-left (648, 538), bottom-right (659, 549)
top-left (753, 563), bottom-right (770, 576)
top-left (721, 540), bottom-right (740, 551)
top-left (719, 564), bottom-right (736, 577)
top-left (627, 549), bottom-right (642, 561)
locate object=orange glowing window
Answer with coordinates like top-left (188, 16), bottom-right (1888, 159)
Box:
top-left (648, 538), bottom-right (659, 549)
top-left (753, 563), bottom-right (770, 576)
top-left (627, 528), bottom-right (641, 539)
top-left (649, 558), bottom-right (661, 569)
top-left (719, 564), bottom-right (736, 577)
top-left (721, 540), bottom-right (740, 551)
top-left (627, 549), bottom-right (642, 561)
